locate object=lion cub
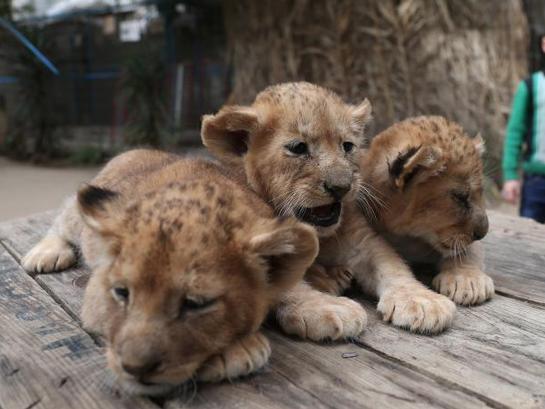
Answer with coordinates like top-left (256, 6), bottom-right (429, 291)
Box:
top-left (22, 149), bottom-right (318, 395)
top-left (202, 82), bottom-right (455, 337)
top-left (359, 116), bottom-right (494, 305)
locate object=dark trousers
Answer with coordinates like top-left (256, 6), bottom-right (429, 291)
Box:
top-left (520, 174), bottom-right (545, 223)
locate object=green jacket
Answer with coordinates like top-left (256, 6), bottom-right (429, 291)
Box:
top-left (503, 72), bottom-right (545, 181)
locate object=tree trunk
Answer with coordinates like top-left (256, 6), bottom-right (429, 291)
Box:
top-left (224, 0), bottom-right (528, 181)
top-left (523, 0), bottom-right (545, 71)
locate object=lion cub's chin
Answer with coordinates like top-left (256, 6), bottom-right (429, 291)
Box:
top-left (107, 349), bottom-right (196, 396)
top-left (294, 203), bottom-right (345, 238)
top-left (313, 220), bottom-right (343, 238)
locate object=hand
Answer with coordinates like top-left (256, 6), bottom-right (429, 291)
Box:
top-left (501, 180), bottom-right (521, 204)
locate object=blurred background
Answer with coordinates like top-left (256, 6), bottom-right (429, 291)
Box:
top-left (0, 0), bottom-right (543, 220)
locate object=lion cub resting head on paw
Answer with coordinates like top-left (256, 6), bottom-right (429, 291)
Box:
top-left (80, 159), bottom-right (318, 394)
top-left (23, 150), bottom-right (318, 395)
top-left (360, 116), bottom-right (494, 305)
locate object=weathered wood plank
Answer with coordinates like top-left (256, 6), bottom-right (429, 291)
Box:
top-left (267, 330), bottom-right (494, 409)
top-left (1, 213), bottom-right (497, 409)
top-left (167, 328), bottom-right (493, 409)
top-left (356, 295), bottom-right (545, 409)
top-left (165, 366), bottom-right (331, 409)
top-left (0, 246), bottom-right (157, 409)
top-left (483, 210), bottom-right (545, 305)
top-left (3, 211), bottom-right (545, 409)
top-left (0, 212), bottom-right (88, 315)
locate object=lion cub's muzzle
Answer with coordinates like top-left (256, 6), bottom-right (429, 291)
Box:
top-left (293, 181), bottom-right (352, 227)
top-left (472, 212), bottom-right (489, 241)
top-left (295, 202), bottom-right (342, 227)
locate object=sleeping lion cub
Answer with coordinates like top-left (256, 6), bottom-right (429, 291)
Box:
top-left (22, 149), bottom-right (318, 395)
top-left (359, 116), bottom-right (494, 305)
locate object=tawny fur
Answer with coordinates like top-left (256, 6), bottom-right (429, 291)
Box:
top-left (358, 116), bottom-right (494, 306)
top-left (202, 82), bottom-right (456, 338)
top-left (22, 149), bottom-right (318, 395)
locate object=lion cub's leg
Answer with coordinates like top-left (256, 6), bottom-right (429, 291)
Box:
top-left (351, 227), bottom-right (456, 334)
top-left (305, 263), bottom-right (353, 296)
top-left (432, 242), bottom-right (494, 306)
top-left (197, 332), bottom-right (271, 382)
top-left (275, 281), bottom-right (367, 341)
top-left (22, 196), bottom-right (81, 274)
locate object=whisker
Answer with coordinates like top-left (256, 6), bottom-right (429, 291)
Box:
top-left (358, 183), bottom-right (389, 213)
top-left (357, 190), bottom-right (378, 223)
top-left (357, 184), bottom-right (384, 223)
top-left (174, 378), bottom-right (198, 405)
top-left (360, 182), bottom-right (389, 208)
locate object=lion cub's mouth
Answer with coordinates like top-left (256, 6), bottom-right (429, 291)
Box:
top-left (295, 202), bottom-right (341, 227)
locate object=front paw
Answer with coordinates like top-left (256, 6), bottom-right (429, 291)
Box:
top-left (22, 236), bottom-right (76, 275)
top-left (276, 293), bottom-right (367, 341)
top-left (306, 264), bottom-right (353, 295)
top-left (378, 286), bottom-right (456, 334)
top-left (197, 332), bottom-right (271, 382)
top-left (432, 268), bottom-right (494, 306)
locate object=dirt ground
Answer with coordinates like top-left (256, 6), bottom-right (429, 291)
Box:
top-left (0, 157), bottom-right (100, 222)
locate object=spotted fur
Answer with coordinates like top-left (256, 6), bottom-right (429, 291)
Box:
top-left (203, 83), bottom-right (456, 337)
top-left (359, 116), bottom-right (494, 305)
top-left (22, 149), bottom-right (318, 395)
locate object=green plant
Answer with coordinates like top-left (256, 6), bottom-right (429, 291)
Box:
top-left (0, 27), bottom-right (58, 161)
top-left (68, 145), bottom-right (109, 165)
top-left (121, 51), bottom-right (169, 147)
top-left (0, 0), bottom-right (11, 18)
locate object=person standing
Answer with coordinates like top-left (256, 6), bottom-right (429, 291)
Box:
top-left (502, 34), bottom-right (545, 223)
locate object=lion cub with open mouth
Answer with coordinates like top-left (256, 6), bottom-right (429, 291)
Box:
top-left (203, 82), bottom-right (456, 338)
top-left (22, 149), bottom-right (318, 395)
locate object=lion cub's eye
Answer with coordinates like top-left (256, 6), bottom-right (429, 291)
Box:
top-left (112, 287), bottom-right (129, 304)
top-left (343, 141), bottom-right (355, 153)
top-left (285, 141), bottom-right (308, 155)
top-left (181, 297), bottom-right (217, 315)
top-left (452, 191), bottom-right (470, 209)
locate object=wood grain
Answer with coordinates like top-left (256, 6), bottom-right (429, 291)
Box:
top-left (0, 213), bottom-right (491, 408)
top-left (483, 211), bottom-right (545, 305)
top-left (167, 326), bottom-right (493, 409)
top-left (2, 210), bottom-right (545, 408)
top-left (0, 246), bottom-right (157, 409)
top-left (165, 365), bottom-right (331, 409)
top-left (355, 295), bottom-right (545, 409)
top-left (0, 211), bottom-right (88, 316)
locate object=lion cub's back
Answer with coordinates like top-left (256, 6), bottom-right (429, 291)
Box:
top-left (90, 149), bottom-right (273, 218)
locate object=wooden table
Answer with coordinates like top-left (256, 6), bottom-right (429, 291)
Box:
top-left (0, 210), bottom-right (544, 409)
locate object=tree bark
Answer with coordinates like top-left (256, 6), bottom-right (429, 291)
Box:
top-left (224, 0), bottom-right (528, 181)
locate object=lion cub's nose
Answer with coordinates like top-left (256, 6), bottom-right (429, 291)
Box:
top-left (121, 358), bottom-right (161, 378)
top-left (324, 182), bottom-right (351, 200)
top-left (472, 213), bottom-right (489, 241)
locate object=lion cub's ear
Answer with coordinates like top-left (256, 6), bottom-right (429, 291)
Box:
top-left (77, 185), bottom-right (124, 269)
top-left (389, 145), bottom-right (445, 189)
top-left (201, 105), bottom-right (259, 164)
top-left (77, 185), bottom-right (123, 235)
top-left (350, 98), bottom-right (373, 138)
top-left (248, 218), bottom-right (318, 296)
